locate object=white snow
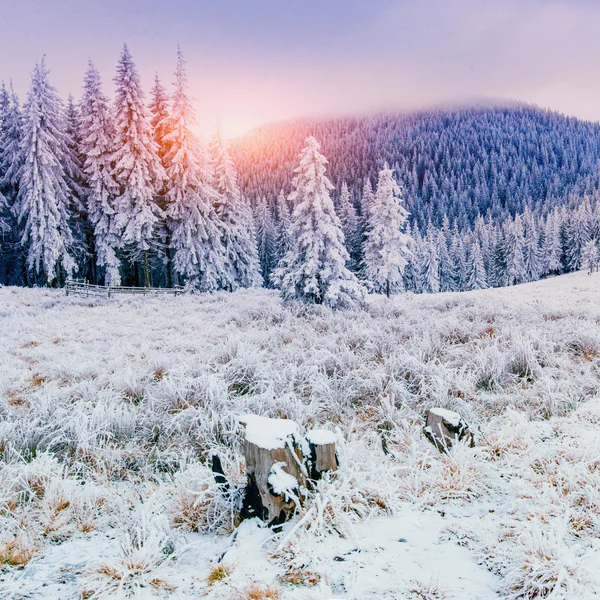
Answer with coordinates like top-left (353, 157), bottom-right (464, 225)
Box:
top-left (306, 429), bottom-right (337, 445)
top-left (268, 462), bottom-right (298, 496)
top-left (2, 271), bottom-right (600, 598)
top-left (241, 414), bottom-right (299, 450)
top-left (429, 407), bottom-right (462, 427)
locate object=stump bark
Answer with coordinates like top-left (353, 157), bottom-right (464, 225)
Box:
top-left (424, 407), bottom-right (474, 452)
top-left (240, 416), bottom-right (307, 527)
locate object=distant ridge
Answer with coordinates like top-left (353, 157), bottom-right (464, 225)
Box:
top-left (231, 103), bottom-right (600, 230)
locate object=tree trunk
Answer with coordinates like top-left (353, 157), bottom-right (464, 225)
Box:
top-left (143, 251), bottom-right (151, 287)
top-left (424, 407), bottom-right (474, 452)
top-left (306, 430), bottom-right (338, 480)
top-left (386, 279), bottom-right (391, 299)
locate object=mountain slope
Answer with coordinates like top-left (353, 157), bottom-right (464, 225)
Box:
top-left (231, 104), bottom-right (600, 229)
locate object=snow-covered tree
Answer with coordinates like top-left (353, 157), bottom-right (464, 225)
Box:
top-left (420, 229), bottom-right (440, 293)
top-left (337, 181), bottom-right (360, 271)
top-left (522, 207), bottom-right (542, 282)
top-left (504, 215), bottom-right (526, 286)
top-left (565, 202), bottom-right (592, 272)
top-left (275, 189), bottom-right (293, 262)
top-left (581, 239), bottom-right (599, 275)
top-left (79, 61), bottom-right (122, 285)
top-left (272, 136), bottom-right (365, 308)
top-left (255, 196), bottom-right (277, 286)
top-left (112, 44), bottom-right (165, 286)
top-left (162, 46), bottom-right (229, 290)
top-left (542, 209), bottom-right (562, 276)
top-left (210, 126), bottom-right (262, 289)
top-left (362, 164), bottom-right (411, 297)
top-left (149, 74), bottom-right (170, 174)
top-left (14, 59), bottom-right (76, 284)
top-left (466, 239), bottom-right (488, 290)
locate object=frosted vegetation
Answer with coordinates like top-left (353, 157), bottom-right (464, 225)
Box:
top-left (2, 272), bottom-right (600, 598)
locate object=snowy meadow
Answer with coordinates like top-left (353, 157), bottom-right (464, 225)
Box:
top-left (2, 272), bottom-right (600, 599)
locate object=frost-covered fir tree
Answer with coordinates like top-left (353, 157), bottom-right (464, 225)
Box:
top-left (272, 136), bottom-right (365, 308)
top-left (14, 59), bottom-right (76, 284)
top-left (79, 61), bottom-right (122, 285)
top-left (437, 229), bottom-right (454, 292)
top-left (522, 207), bottom-right (542, 282)
top-left (149, 74), bottom-right (170, 175)
top-left (542, 209), bottom-right (562, 276)
top-left (581, 239), bottom-right (599, 274)
top-left (255, 196), bottom-right (277, 286)
top-left (275, 189), bottom-right (293, 263)
top-left (162, 47), bottom-right (229, 290)
top-left (210, 126), bottom-right (262, 289)
top-left (450, 230), bottom-right (467, 291)
top-left (112, 44), bottom-right (165, 286)
top-left (504, 215), bottom-right (526, 286)
top-left (420, 229), bottom-right (440, 293)
top-left (337, 181), bottom-right (360, 271)
top-left (0, 83), bottom-right (22, 209)
top-left (466, 239), bottom-right (488, 290)
top-left (363, 164), bottom-right (411, 297)
top-left (565, 201), bottom-right (592, 272)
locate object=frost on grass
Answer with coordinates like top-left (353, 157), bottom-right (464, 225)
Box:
top-left (2, 273), bottom-right (600, 598)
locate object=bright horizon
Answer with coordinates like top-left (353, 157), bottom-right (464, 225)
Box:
top-left (1, 0), bottom-right (600, 139)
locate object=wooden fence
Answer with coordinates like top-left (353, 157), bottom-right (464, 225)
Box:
top-left (65, 280), bottom-right (184, 298)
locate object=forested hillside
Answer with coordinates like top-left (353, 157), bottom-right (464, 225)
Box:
top-left (231, 106), bottom-right (600, 230)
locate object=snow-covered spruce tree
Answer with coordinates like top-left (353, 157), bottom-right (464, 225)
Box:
top-left (255, 196), bottom-right (277, 286)
top-left (450, 230), bottom-right (467, 291)
top-left (437, 229), bottom-right (454, 292)
top-left (14, 58), bottom-right (76, 285)
top-left (272, 136), bottom-right (365, 308)
top-left (419, 228), bottom-right (440, 293)
top-left (112, 44), bottom-right (165, 287)
top-left (162, 46), bottom-right (230, 290)
top-left (149, 74), bottom-right (170, 174)
top-left (504, 215), bottom-right (526, 286)
top-left (79, 61), bottom-right (122, 285)
top-left (565, 201), bottom-right (592, 272)
top-left (275, 189), bottom-right (293, 263)
top-left (337, 181), bottom-right (361, 271)
top-left (209, 125), bottom-right (262, 289)
top-left (466, 239), bottom-right (488, 290)
top-left (522, 207), bottom-right (542, 282)
top-left (542, 209), bottom-right (562, 276)
top-left (581, 239), bottom-right (599, 274)
top-left (363, 164), bottom-right (411, 297)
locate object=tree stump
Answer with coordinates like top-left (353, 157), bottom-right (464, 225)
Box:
top-left (240, 415), bottom-right (308, 527)
top-left (306, 429), bottom-right (338, 480)
top-left (424, 407), bottom-right (474, 452)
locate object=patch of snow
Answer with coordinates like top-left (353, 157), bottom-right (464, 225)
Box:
top-left (306, 429), bottom-right (337, 445)
top-left (241, 414), bottom-right (299, 450)
top-left (268, 462), bottom-right (298, 496)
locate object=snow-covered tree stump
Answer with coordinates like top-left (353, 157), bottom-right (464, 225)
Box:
top-left (306, 429), bottom-right (338, 480)
top-left (424, 407), bottom-right (474, 452)
top-left (240, 415), bottom-right (308, 527)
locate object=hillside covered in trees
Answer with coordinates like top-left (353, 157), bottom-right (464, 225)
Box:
top-left (231, 106), bottom-right (600, 230)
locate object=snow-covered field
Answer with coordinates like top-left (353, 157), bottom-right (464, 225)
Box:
top-left (2, 272), bottom-right (600, 599)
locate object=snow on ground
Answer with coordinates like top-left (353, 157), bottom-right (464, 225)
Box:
top-left (2, 272), bottom-right (600, 599)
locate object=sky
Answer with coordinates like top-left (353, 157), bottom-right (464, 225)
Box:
top-left (0, 0), bottom-right (599, 139)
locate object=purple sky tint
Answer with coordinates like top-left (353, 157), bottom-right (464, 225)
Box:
top-left (0, 0), bottom-right (599, 138)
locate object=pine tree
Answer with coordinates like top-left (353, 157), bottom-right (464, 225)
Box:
top-left (272, 136), bottom-right (365, 308)
top-left (522, 207), bottom-right (542, 282)
top-left (210, 126), bottom-right (262, 289)
top-left (255, 196), bottom-right (277, 286)
top-left (437, 229), bottom-right (454, 292)
top-left (420, 229), bottom-right (440, 293)
top-left (275, 189), bottom-right (293, 263)
top-left (504, 215), bottom-right (526, 286)
top-left (79, 61), bottom-right (122, 285)
top-left (449, 230), bottom-right (467, 291)
top-left (112, 44), bottom-right (165, 286)
top-left (363, 164), bottom-right (411, 297)
top-left (565, 202), bottom-right (592, 272)
top-left (337, 181), bottom-right (360, 271)
top-left (581, 239), bottom-right (599, 274)
top-left (149, 74), bottom-right (170, 175)
top-left (542, 210), bottom-right (562, 275)
top-left (466, 238), bottom-right (488, 290)
top-left (14, 58), bottom-right (76, 284)
top-left (162, 46), bottom-right (229, 290)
